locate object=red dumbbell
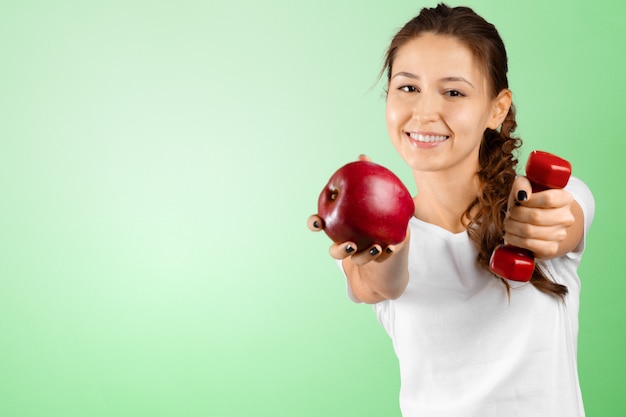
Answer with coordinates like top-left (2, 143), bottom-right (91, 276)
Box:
top-left (489, 151), bottom-right (572, 282)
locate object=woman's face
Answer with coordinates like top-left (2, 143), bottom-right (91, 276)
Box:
top-left (386, 33), bottom-right (510, 176)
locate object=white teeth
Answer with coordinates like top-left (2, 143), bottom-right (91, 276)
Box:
top-left (409, 133), bottom-right (448, 143)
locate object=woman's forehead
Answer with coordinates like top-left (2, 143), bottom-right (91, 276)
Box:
top-left (392, 35), bottom-right (483, 76)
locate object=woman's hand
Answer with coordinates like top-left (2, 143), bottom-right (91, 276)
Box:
top-left (308, 214), bottom-right (397, 264)
top-left (338, 229), bottom-right (411, 303)
top-left (307, 154), bottom-right (411, 303)
top-left (307, 153), bottom-right (399, 265)
top-left (504, 176), bottom-right (584, 259)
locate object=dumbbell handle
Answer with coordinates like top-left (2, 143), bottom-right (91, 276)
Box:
top-left (489, 151), bottom-right (572, 282)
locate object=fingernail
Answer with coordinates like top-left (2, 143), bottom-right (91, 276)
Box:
top-left (345, 245), bottom-right (355, 254)
top-left (312, 220), bottom-right (320, 229)
top-left (369, 247), bottom-right (380, 256)
top-left (517, 190), bottom-right (528, 202)
top-left (385, 247), bottom-right (393, 254)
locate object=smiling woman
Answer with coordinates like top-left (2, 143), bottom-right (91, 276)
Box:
top-left (311, 4), bottom-right (595, 416)
top-left (385, 34), bottom-right (511, 172)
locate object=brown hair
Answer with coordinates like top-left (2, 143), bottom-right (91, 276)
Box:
top-left (382, 4), bottom-right (567, 298)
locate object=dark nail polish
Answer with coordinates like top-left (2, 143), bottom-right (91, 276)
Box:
top-left (312, 220), bottom-right (320, 229)
top-left (369, 247), bottom-right (380, 256)
top-left (345, 245), bottom-right (355, 254)
top-left (517, 190), bottom-right (528, 202)
top-left (386, 247), bottom-right (393, 254)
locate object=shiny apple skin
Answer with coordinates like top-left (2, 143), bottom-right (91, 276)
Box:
top-left (316, 161), bottom-right (414, 252)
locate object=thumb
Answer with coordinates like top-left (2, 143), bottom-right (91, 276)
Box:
top-left (509, 176), bottom-right (532, 209)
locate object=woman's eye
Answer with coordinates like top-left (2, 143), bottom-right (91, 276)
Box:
top-left (445, 90), bottom-right (465, 97)
top-left (399, 85), bottom-right (418, 93)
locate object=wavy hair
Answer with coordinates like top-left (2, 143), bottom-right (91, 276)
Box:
top-left (381, 3), bottom-right (567, 298)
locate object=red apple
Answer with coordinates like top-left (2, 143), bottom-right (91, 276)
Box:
top-left (310, 160), bottom-right (414, 252)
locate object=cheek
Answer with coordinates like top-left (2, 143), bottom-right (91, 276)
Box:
top-left (385, 99), bottom-right (405, 129)
top-left (448, 106), bottom-right (488, 134)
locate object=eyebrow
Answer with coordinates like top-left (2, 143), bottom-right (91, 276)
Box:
top-left (391, 72), bottom-right (475, 88)
top-left (443, 76), bottom-right (475, 88)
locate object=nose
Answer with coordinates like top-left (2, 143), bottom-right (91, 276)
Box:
top-left (411, 92), bottom-right (439, 123)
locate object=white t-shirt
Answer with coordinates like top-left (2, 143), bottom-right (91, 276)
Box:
top-left (344, 177), bottom-right (595, 417)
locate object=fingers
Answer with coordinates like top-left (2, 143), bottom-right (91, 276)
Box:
top-left (307, 214), bottom-right (324, 232)
top-left (329, 242), bottom-right (396, 264)
top-left (353, 244), bottom-right (396, 265)
top-left (329, 241), bottom-right (356, 259)
top-left (504, 179), bottom-right (576, 258)
top-left (311, 209), bottom-right (396, 263)
top-left (350, 244), bottom-right (384, 265)
top-left (507, 200), bottom-right (575, 228)
top-left (503, 223), bottom-right (568, 258)
top-left (515, 188), bottom-right (574, 209)
top-left (508, 176), bottom-right (532, 210)
top-left (509, 176), bottom-right (574, 209)
top-left (358, 154), bottom-right (372, 162)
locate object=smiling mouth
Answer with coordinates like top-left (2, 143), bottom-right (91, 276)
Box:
top-left (407, 132), bottom-right (449, 143)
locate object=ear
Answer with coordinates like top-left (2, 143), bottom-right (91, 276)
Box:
top-left (487, 89), bottom-right (512, 130)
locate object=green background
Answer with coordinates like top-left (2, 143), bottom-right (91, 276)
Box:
top-left (1, 0), bottom-right (623, 416)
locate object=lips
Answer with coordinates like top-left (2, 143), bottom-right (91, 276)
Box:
top-left (408, 132), bottom-right (449, 143)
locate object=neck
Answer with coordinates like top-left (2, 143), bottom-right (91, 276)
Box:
top-left (412, 169), bottom-right (480, 233)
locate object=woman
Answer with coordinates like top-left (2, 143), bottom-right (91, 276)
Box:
top-left (309, 4), bottom-right (594, 416)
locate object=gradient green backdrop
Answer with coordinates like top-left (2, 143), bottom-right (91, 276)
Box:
top-left (1, 1), bottom-right (624, 416)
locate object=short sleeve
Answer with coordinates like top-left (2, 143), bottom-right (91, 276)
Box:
top-left (564, 176), bottom-right (595, 259)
